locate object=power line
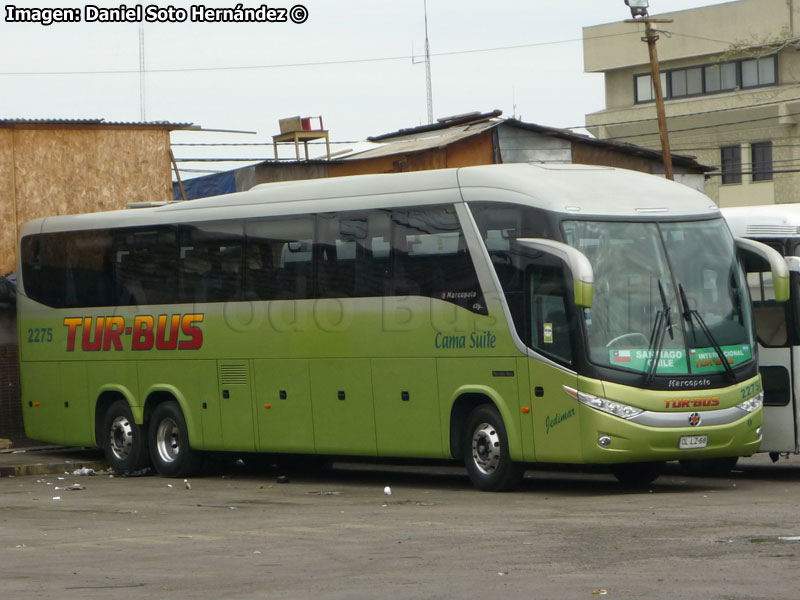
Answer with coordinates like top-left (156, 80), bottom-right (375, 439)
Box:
top-left (0, 32), bottom-right (632, 77)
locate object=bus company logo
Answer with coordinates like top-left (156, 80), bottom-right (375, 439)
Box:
top-left (688, 412), bottom-right (701, 427)
top-left (663, 396), bottom-right (719, 409)
top-left (63, 314), bottom-right (204, 352)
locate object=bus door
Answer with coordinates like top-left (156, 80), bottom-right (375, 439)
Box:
top-left (745, 258), bottom-right (798, 452)
top-left (525, 260), bottom-right (581, 462)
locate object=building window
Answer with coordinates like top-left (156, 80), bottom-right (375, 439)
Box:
top-left (670, 67), bottom-right (703, 97)
top-left (751, 141), bottom-right (773, 182)
top-left (635, 73), bottom-right (667, 103)
top-left (741, 56), bottom-right (777, 88)
top-left (634, 55), bottom-right (777, 104)
top-left (721, 145), bottom-right (742, 185)
top-left (704, 63), bottom-right (736, 92)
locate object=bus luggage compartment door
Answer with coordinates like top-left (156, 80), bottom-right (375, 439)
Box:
top-left (217, 361), bottom-right (256, 452)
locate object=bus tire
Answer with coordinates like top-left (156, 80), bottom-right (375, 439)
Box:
top-left (463, 404), bottom-right (523, 492)
top-left (679, 456), bottom-right (738, 477)
top-left (611, 461), bottom-right (664, 485)
top-left (148, 401), bottom-right (203, 478)
top-left (103, 399), bottom-right (150, 475)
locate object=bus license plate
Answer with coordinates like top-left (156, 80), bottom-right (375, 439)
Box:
top-left (679, 435), bottom-right (708, 449)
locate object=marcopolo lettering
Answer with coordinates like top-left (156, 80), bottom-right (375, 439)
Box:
top-left (63, 314), bottom-right (204, 352)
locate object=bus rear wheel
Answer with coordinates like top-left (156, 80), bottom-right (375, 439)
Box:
top-left (103, 399), bottom-right (150, 475)
top-left (463, 405), bottom-right (523, 492)
top-left (148, 401), bottom-right (203, 478)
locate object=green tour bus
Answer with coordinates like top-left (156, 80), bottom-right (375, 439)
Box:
top-left (17, 164), bottom-right (787, 490)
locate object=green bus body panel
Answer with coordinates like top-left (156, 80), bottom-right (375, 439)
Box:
top-left (136, 360), bottom-right (218, 450)
top-left (530, 361), bottom-right (580, 463)
top-left (515, 357), bottom-right (535, 462)
top-left (573, 374), bottom-right (763, 463)
top-left (17, 282), bottom-right (762, 465)
top-left (253, 359), bottom-right (313, 453)
top-left (438, 357), bottom-right (523, 461)
top-left (21, 362), bottom-right (92, 446)
top-left (217, 360), bottom-right (256, 452)
top-left (372, 358), bottom-right (442, 458)
top-left (310, 359), bottom-right (377, 455)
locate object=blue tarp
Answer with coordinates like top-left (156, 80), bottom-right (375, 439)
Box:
top-left (173, 171), bottom-right (237, 200)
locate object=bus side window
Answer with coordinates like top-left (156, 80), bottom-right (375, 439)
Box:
top-left (63, 230), bottom-right (114, 308)
top-left (315, 210), bottom-right (392, 299)
top-left (114, 227), bottom-right (178, 306)
top-left (178, 221), bottom-right (244, 303)
top-left (528, 262), bottom-right (573, 364)
top-left (21, 231), bottom-right (114, 309)
top-left (245, 217), bottom-right (314, 300)
top-left (391, 206), bottom-right (486, 314)
top-left (743, 251), bottom-right (789, 347)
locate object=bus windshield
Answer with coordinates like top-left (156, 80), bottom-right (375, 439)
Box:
top-left (563, 218), bottom-right (754, 377)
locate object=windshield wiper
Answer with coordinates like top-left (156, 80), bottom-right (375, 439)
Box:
top-left (678, 283), bottom-right (736, 382)
top-left (645, 280), bottom-right (671, 386)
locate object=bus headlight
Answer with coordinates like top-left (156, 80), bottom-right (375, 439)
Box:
top-left (736, 391), bottom-right (764, 413)
top-left (563, 386), bottom-right (644, 420)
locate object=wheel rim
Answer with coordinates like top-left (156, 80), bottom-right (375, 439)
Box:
top-left (109, 415), bottom-right (133, 461)
top-left (155, 417), bottom-right (181, 464)
top-left (471, 422), bottom-right (501, 475)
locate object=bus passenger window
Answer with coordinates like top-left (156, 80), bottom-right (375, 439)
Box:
top-left (21, 230), bottom-right (114, 308)
top-left (114, 227), bottom-right (178, 306)
top-left (245, 217), bottom-right (314, 300)
top-left (178, 221), bottom-right (244, 303)
top-left (315, 210), bottom-right (392, 299)
top-left (392, 207), bottom-right (486, 314)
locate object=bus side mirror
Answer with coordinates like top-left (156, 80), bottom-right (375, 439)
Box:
top-left (516, 238), bottom-right (594, 308)
top-left (735, 237), bottom-right (790, 302)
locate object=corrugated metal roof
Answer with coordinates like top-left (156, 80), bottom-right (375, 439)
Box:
top-left (338, 121), bottom-right (497, 161)
top-left (368, 109), bottom-right (502, 142)
top-left (0, 118), bottom-right (196, 129)
top-left (338, 114), bottom-right (711, 172)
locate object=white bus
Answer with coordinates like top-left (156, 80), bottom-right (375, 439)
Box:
top-left (723, 204), bottom-right (800, 460)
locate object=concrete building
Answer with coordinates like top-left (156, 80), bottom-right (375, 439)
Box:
top-left (583, 0), bottom-right (800, 207)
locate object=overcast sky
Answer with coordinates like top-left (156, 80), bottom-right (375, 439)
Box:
top-left (1, 0), bottom-right (734, 176)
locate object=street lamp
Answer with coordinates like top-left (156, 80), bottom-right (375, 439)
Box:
top-left (625, 0), bottom-right (649, 19)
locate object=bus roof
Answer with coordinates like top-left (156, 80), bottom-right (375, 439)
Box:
top-left (722, 204), bottom-right (800, 238)
top-left (24, 163), bottom-right (721, 236)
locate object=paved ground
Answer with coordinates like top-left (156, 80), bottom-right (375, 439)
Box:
top-left (2, 452), bottom-right (800, 599)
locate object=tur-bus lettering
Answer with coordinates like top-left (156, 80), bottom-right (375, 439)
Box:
top-left (63, 314), bottom-right (204, 352)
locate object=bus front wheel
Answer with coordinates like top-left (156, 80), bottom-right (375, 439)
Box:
top-left (463, 405), bottom-right (523, 492)
top-left (148, 401), bottom-right (203, 478)
top-left (103, 399), bottom-right (150, 475)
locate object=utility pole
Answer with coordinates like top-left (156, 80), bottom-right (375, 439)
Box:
top-left (642, 18), bottom-right (673, 180)
top-left (624, 0), bottom-right (674, 180)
